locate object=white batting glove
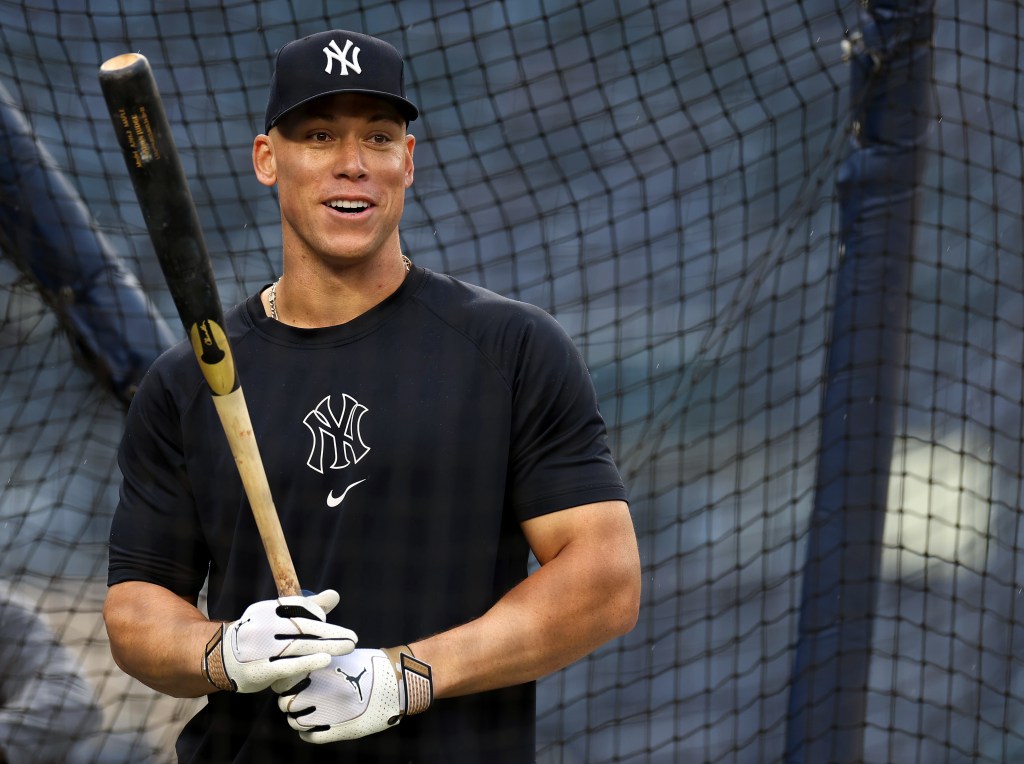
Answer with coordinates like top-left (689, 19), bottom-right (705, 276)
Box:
top-left (202, 590), bottom-right (357, 693)
top-left (272, 646), bottom-right (433, 743)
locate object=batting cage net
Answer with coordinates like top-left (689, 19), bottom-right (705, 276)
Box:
top-left (0, 0), bottom-right (1021, 762)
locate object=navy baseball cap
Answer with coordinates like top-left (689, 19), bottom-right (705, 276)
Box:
top-left (264, 30), bottom-right (418, 134)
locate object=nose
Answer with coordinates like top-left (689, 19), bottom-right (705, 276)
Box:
top-left (332, 137), bottom-right (367, 179)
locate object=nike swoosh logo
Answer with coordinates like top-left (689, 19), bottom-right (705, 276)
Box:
top-left (326, 479), bottom-right (366, 508)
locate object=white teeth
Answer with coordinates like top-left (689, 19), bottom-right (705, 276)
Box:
top-left (328, 200), bottom-right (369, 210)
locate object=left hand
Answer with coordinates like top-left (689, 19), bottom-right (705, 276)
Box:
top-left (208, 590), bottom-right (356, 694)
top-left (272, 646), bottom-right (432, 743)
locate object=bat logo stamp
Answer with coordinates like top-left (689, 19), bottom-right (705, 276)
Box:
top-left (190, 319), bottom-right (237, 395)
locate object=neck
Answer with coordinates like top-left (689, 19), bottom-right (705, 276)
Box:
top-left (265, 253), bottom-right (411, 328)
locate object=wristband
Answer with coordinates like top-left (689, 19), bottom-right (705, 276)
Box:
top-left (383, 644), bottom-right (433, 716)
top-left (201, 624), bottom-right (235, 692)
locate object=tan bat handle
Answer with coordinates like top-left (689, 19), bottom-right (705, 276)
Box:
top-left (212, 388), bottom-right (301, 597)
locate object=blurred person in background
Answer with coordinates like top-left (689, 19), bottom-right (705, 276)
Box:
top-left (0, 583), bottom-right (103, 764)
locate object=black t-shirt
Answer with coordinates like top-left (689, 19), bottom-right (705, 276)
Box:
top-left (109, 266), bottom-right (626, 763)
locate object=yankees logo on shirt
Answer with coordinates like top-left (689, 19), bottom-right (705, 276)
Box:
top-left (302, 393), bottom-right (370, 507)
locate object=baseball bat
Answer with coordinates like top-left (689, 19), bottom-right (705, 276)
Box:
top-left (98, 53), bottom-right (301, 598)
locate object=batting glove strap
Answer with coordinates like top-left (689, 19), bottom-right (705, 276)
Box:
top-left (382, 645), bottom-right (433, 716)
top-left (202, 624), bottom-right (235, 692)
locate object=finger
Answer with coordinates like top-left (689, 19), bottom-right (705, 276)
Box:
top-left (276, 691), bottom-right (314, 715)
top-left (275, 599), bottom-right (327, 621)
top-left (284, 620), bottom-right (357, 644)
top-left (301, 728), bottom-right (344, 745)
top-left (271, 674), bottom-right (310, 695)
top-left (276, 628), bottom-right (357, 656)
top-left (308, 588), bottom-right (340, 614)
top-left (285, 714), bottom-right (318, 733)
top-left (267, 652), bottom-right (333, 678)
top-left (319, 637), bottom-right (357, 656)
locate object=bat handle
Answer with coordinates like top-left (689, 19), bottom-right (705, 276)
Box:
top-left (211, 389), bottom-right (302, 597)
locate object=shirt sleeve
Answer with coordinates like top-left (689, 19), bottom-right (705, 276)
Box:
top-left (507, 305), bottom-right (627, 521)
top-left (107, 360), bottom-right (210, 597)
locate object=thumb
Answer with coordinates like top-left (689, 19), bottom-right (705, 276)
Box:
top-left (308, 588), bottom-right (341, 615)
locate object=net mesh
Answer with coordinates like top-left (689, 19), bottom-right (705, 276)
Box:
top-left (0, 0), bottom-right (1021, 762)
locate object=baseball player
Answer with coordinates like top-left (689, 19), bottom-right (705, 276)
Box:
top-left (104, 29), bottom-right (640, 762)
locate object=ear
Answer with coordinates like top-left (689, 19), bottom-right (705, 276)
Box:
top-left (404, 133), bottom-right (416, 189)
top-left (252, 134), bottom-right (277, 187)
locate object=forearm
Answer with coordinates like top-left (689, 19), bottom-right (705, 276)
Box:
top-left (411, 502), bottom-right (641, 698)
top-left (104, 580), bottom-right (220, 698)
top-left (410, 565), bottom-right (621, 698)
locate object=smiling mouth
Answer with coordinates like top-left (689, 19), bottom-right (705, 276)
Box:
top-left (327, 200), bottom-right (371, 213)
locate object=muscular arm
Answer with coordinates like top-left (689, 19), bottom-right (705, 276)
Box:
top-left (103, 581), bottom-right (220, 698)
top-left (410, 500), bottom-right (640, 698)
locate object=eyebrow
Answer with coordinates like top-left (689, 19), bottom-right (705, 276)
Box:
top-left (367, 113), bottom-right (405, 128)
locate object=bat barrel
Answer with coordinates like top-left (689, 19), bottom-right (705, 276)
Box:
top-left (99, 53), bottom-right (237, 396)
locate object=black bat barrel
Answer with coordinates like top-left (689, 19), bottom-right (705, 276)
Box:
top-left (99, 53), bottom-right (238, 396)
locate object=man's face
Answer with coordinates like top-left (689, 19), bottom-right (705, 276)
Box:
top-left (253, 93), bottom-right (415, 268)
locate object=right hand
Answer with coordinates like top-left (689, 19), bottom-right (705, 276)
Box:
top-left (273, 646), bottom-right (433, 743)
top-left (203, 589), bottom-right (357, 693)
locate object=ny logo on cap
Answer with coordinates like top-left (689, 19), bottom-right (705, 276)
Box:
top-left (323, 39), bottom-right (361, 76)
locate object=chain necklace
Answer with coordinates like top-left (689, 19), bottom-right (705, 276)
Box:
top-left (269, 255), bottom-right (412, 321)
